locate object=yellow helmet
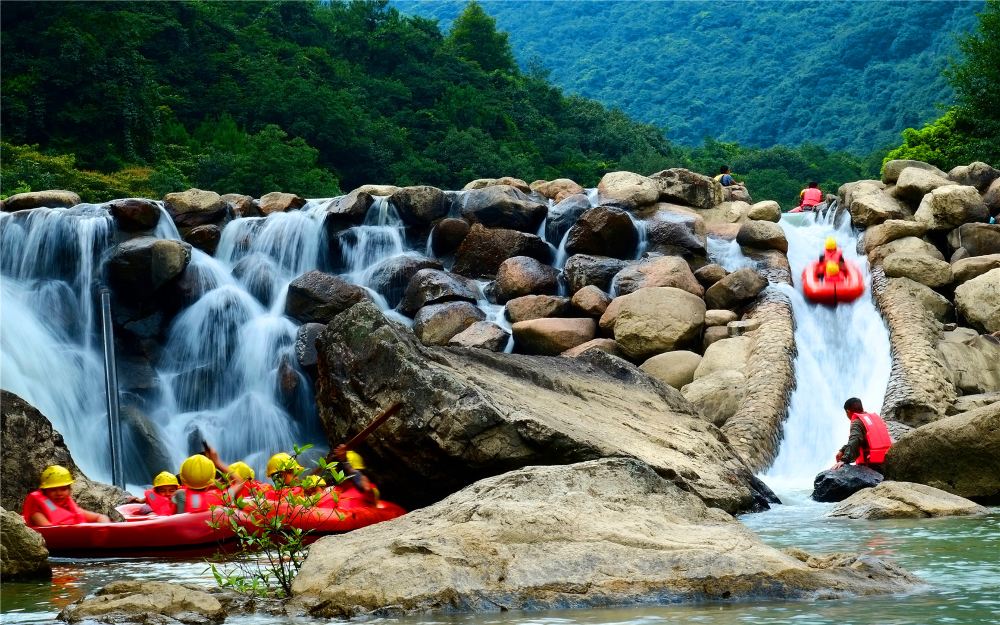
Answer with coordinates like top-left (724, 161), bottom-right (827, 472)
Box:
top-left (266, 452), bottom-right (303, 477)
top-left (303, 475), bottom-right (326, 489)
top-left (40, 465), bottom-right (74, 489)
top-left (826, 261), bottom-right (841, 277)
top-left (153, 471), bottom-right (180, 488)
top-left (825, 237), bottom-right (837, 251)
top-left (345, 450), bottom-right (365, 470)
top-left (179, 454), bottom-right (216, 490)
top-left (228, 461), bottom-right (255, 481)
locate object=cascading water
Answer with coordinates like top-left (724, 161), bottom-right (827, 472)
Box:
top-left (764, 211), bottom-right (891, 490)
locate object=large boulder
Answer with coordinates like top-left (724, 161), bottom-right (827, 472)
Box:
top-left (1, 190), bottom-right (81, 212)
top-left (258, 191), bottom-right (306, 215)
top-left (611, 287), bottom-right (706, 360)
top-left (948, 161), bottom-right (1000, 192)
top-left (399, 269), bottom-right (479, 317)
top-left (221, 193), bottom-right (259, 218)
top-left (681, 370), bottom-right (746, 427)
top-left (704, 268), bottom-right (768, 310)
top-left (291, 458), bottom-right (917, 618)
top-left (612, 255), bottom-right (703, 297)
top-left (597, 171), bottom-right (659, 209)
top-left (985, 178), bottom-right (1000, 217)
top-left (892, 167), bottom-right (954, 205)
top-left (868, 235), bottom-right (945, 265)
top-left (882, 252), bottom-right (952, 287)
top-left (284, 270), bottom-right (371, 324)
top-left (938, 328), bottom-right (1000, 394)
top-left (413, 302), bottom-right (486, 347)
top-left (564, 206), bottom-right (638, 259)
top-left (459, 185), bottom-right (547, 232)
top-left (694, 336), bottom-right (751, 380)
top-left (315, 301), bottom-right (775, 513)
top-left (183, 224), bottom-right (222, 255)
top-left (747, 200), bottom-right (781, 222)
top-left (452, 224), bottom-right (551, 279)
top-left (841, 180), bottom-right (910, 227)
top-left (512, 318), bottom-right (596, 355)
top-left (448, 321), bottom-right (510, 352)
top-left (545, 193), bottom-right (592, 244)
top-left (162, 188), bottom-right (228, 228)
top-left (811, 466), bottom-right (884, 503)
top-left (464, 177), bottom-right (531, 193)
top-left (323, 189), bottom-right (374, 231)
top-left (366, 254), bottom-right (442, 309)
top-left (1, 392), bottom-right (129, 517)
top-left (59, 581), bottom-right (225, 624)
top-left (884, 401), bottom-right (1000, 503)
top-left (563, 254), bottom-right (628, 293)
top-left (861, 219), bottom-right (928, 254)
top-left (736, 220), bottom-right (788, 253)
top-left (952, 254), bottom-right (1000, 285)
top-left (493, 256), bottom-right (559, 303)
top-left (531, 178), bottom-right (585, 202)
top-left (107, 237), bottom-right (192, 298)
top-left (570, 285), bottom-right (611, 317)
top-left (639, 350), bottom-right (702, 389)
top-left (947, 223), bottom-right (1000, 257)
top-left (505, 295), bottom-right (570, 323)
top-left (1, 508), bottom-right (50, 580)
top-left (914, 185), bottom-right (989, 231)
top-left (695, 263), bottom-right (728, 288)
top-left (429, 217), bottom-right (471, 256)
top-left (108, 198), bottom-right (161, 231)
top-left (828, 481), bottom-right (988, 520)
top-left (882, 160), bottom-right (947, 184)
top-left (645, 208), bottom-right (708, 258)
top-left (389, 185), bottom-right (448, 225)
top-left (954, 268), bottom-right (1000, 333)
top-left (650, 168), bottom-right (723, 209)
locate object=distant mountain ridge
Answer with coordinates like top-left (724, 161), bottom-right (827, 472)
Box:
top-left (394, 0), bottom-right (981, 154)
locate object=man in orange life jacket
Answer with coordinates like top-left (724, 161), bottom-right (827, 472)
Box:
top-left (798, 181), bottom-right (823, 210)
top-left (832, 397), bottom-right (892, 474)
top-left (22, 465), bottom-right (111, 526)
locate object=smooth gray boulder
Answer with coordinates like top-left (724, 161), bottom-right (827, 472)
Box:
top-left (828, 481), bottom-right (987, 519)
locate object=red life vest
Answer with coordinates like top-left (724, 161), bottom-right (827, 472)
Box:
top-left (824, 249), bottom-right (843, 265)
top-left (22, 490), bottom-right (87, 526)
top-left (850, 411), bottom-right (892, 465)
top-left (178, 486), bottom-right (225, 513)
top-left (801, 187), bottom-right (823, 207)
top-left (143, 489), bottom-right (177, 516)
top-left (264, 485), bottom-right (304, 502)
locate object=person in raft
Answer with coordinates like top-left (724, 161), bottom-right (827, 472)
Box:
top-left (815, 236), bottom-right (847, 280)
top-left (22, 465), bottom-right (111, 526)
top-left (333, 445), bottom-right (379, 503)
top-left (172, 453), bottom-right (243, 513)
top-left (134, 471), bottom-right (180, 515)
top-left (832, 397), bottom-right (892, 474)
top-left (798, 181), bottom-right (824, 210)
top-left (714, 165), bottom-right (736, 187)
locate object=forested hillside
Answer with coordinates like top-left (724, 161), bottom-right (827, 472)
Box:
top-left (394, 0), bottom-right (981, 153)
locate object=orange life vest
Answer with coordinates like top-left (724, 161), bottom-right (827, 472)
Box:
top-left (22, 490), bottom-right (87, 526)
top-left (850, 411), bottom-right (892, 465)
top-left (143, 489), bottom-right (177, 516)
top-left (801, 187), bottom-right (823, 206)
top-left (177, 486), bottom-right (225, 513)
top-left (823, 249), bottom-right (843, 265)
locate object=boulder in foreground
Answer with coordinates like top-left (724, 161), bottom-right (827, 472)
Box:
top-left (291, 458), bottom-right (919, 618)
top-left (828, 481), bottom-right (987, 520)
top-left (315, 301), bottom-right (773, 513)
top-left (59, 581), bottom-right (224, 624)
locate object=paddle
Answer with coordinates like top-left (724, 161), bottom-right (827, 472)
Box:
top-left (342, 402), bottom-right (402, 451)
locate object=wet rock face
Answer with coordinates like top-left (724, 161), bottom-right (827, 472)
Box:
top-left (1, 391), bottom-right (128, 517)
top-left (108, 237), bottom-right (192, 297)
top-left (366, 254), bottom-right (442, 309)
top-left (429, 217), bottom-right (470, 256)
top-left (59, 581), bottom-right (225, 624)
top-left (291, 458), bottom-right (918, 619)
top-left (563, 254), bottom-right (628, 294)
top-left (545, 193), bottom-right (591, 243)
top-left (323, 189), bottom-right (374, 232)
top-left (284, 270), bottom-right (371, 324)
top-left (565, 206), bottom-right (638, 259)
top-left (811, 465), bottom-right (884, 503)
top-left (183, 224), bottom-right (222, 255)
top-left (108, 199), bottom-right (161, 231)
top-left (646, 213), bottom-right (707, 258)
top-left (452, 224), bottom-right (551, 279)
top-left (163, 188), bottom-right (228, 228)
top-left (1, 190), bottom-right (81, 212)
top-left (884, 401), bottom-right (1000, 504)
top-left (314, 301), bottom-right (774, 513)
top-left (459, 185), bottom-right (547, 233)
top-left (1, 508), bottom-right (50, 580)
top-left (828, 481), bottom-right (988, 520)
top-left (399, 268), bottom-right (479, 317)
top-left (390, 186), bottom-right (448, 225)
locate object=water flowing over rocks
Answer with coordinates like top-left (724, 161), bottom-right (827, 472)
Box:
top-left (59, 581), bottom-right (225, 624)
top-left (314, 301), bottom-right (774, 513)
top-left (884, 401), bottom-right (1000, 504)
top-left (544, 193), bottom-right (592, 242)
top-left (290, 458), bottom-right (918, 618)
top-left (1, 507), bottom-right (50, 580)
top-left (1, 391), bottom-right (128, 518)
top-left (284, 270), bottom-right (371, 324)
top-left (828, 481), bottom-right (988, 519)
top-left (1, 190), bottom-right (82, 212)
top-left (108, 237), bottom-right (192, 297)
top-left (429, 217), bottom-right (470, 256)
top-left (183, 224), bottom-right (222, 255)
top-left (323, 189), bottom-right (374, 230)
top-left (811, 466), bottom-right (884, 503)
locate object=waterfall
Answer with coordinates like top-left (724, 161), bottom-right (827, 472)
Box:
top-left (707, 236), bottom-right (757, 272)
top-left (764, 212), bottom-right (891, 490)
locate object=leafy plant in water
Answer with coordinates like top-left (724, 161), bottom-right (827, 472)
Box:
top-left (207, 444), bottom-right (346, 598)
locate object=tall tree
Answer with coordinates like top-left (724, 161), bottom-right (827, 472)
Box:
top-left (446, 1), bottom-right (516, 73)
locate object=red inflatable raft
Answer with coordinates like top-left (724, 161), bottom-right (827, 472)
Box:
top-left (801, 259), bottom-right (865, 305)
top-left (32, 506), bottom-right (233, 557)
top-left (233, 489), bottom-right (406, 534)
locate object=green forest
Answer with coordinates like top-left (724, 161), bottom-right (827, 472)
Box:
top-left (394, 0), bottom-right (981, 154)
top-left (1, 0), bottom-right (996, 209)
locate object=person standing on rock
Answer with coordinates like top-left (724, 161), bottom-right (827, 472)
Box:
top-left (832, 398), bottom-right (892, 474)
top-left (22, 465), bottom-right (111, 526)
